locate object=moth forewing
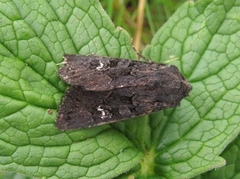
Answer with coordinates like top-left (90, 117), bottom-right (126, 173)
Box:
top-left (56, 55), bottom-right (192, 130)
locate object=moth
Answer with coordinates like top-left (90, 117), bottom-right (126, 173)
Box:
top-left (56, 55), bottom-right (192, 130)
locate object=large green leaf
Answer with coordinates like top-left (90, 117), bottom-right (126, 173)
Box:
top-left (0, 1), bottom-right (141, 179)
top-left (0, 0), bottom-right (239, 179)
top-left (142, 0), bottom-right (240, 178)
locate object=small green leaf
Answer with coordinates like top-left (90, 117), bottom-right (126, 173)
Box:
top-left (203, 136), bottom-right (240, 179)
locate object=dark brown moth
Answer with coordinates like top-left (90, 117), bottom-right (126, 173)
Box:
top-left (56, 55), bottom-right (192, 130)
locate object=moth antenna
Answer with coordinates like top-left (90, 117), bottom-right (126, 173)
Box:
top-left (56, 61), bottom-right (67, 66)
top-left (56, 56), bottom-right (68, 66)
top-left (132, 45), bottom-right (152, 62)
